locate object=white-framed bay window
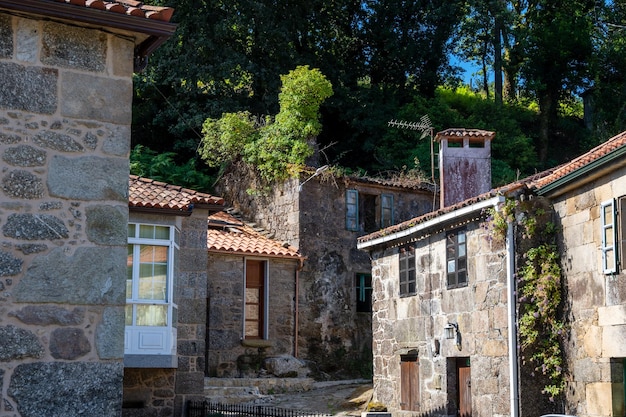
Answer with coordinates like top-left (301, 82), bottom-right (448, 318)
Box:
top-left (125, 223), bottom-right (178, 357)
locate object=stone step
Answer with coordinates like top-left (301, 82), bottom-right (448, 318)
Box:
top-left (204, 386), bottom-right (265, 404)
top-left (204, 377), bottom-right (315, 394)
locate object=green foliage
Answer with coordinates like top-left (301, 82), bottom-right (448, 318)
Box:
top-left (487, 198), bottom-right (566, 401)
top-left (130, 145), bottom-right (215, 192)
top-left (199, 66), bottom-right (333, 183)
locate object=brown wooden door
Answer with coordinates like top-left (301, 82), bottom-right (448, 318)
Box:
top-left (400, 356), bottom-right (419, 411)
top-left (245, 260), bottom-right (265, 339)
top-left (457, 359), bottom-right (471, 417)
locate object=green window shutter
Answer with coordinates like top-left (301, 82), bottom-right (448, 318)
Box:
top-left (346, 190), bottom-right (359, 231)
top-left (617, 196), bottom-right (626, 270)
top-left (601, 199), bottom-right (617, 274)
top-left (381, 194), bottom-right (394, 228)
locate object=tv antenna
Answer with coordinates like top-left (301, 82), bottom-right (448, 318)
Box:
top-left (388, 115), bottom-right (436, 183)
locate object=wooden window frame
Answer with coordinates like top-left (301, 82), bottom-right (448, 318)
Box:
top-left (399, 245), bottom-right (416, 296)
top-left (446, 228), bottom-right (467, 288)
top-left (356, 273), bottom-right (372, 312)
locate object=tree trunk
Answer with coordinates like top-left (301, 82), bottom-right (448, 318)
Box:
top-left (493, 13), bottom-right (503, 106)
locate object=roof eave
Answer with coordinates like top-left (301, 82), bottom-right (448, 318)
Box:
top-left (357, 195), bottom-right (505, 251)
top-left (0, 0), bottom-right (176, 71)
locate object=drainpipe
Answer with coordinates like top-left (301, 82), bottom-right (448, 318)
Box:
top-left (294, 258), bottom-right (304, 358)
top-left (506, 219), bottom-right (520, 417)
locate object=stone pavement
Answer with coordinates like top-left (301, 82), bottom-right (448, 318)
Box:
top-left (254, 380), bottom-right (373, 416)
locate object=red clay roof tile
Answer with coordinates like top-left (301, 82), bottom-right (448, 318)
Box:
top-left (207, 212), bottom-right (302, 259)
top-left (49, 0), bottom-right (174, 21)
top-left (532, 130), bottom-right (626, 189)
top-left (129, 175), bottom-right (224, 212)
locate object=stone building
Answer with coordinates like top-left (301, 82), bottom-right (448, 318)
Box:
top-left (124, 176), bottom-right (223, 417)
top-left (216, 161), bottom-right (436, 376)
top-left (205, 210), bottom-right (303, 378)
top-left (0, 2), bottom-right (174, 416)
top-left (358, 128), bottom-right (626, 417)
top-left (530, 131), bottom-right (626, 417)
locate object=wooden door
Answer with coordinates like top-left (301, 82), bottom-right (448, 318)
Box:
top-left (457, 358), bottom-right (471, 417)
top-left (400, 355), bottom-right (419, 411)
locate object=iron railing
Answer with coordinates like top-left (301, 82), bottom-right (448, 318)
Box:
top-left (187, 401), bottom-right (332, 417)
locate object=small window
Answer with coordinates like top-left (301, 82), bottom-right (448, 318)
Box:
top-left (245, 259), bottom-right (268, 339)
top-left (399, 245), bottom-right (416, 295)
top-left (346, 190), bottom-right (395, 232)
top-left (447, 229), bottom-right (467, 288)
top-left (381, 194), bottom-right (394, 228)
top-left (356, 273), bottom-right (372, 312)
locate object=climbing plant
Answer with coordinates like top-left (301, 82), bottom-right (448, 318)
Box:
top-left (487, 197), bottom-right (566, 401)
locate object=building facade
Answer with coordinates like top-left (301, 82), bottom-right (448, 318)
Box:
top-left (216, 161), bottom-right (436, 376)
top-left (0, 3), bottom-right (174, 416)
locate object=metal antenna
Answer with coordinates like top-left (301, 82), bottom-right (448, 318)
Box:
top-left (388, 115), bottom-right (437, 212)
top-left (387, 114), bottom-right (436, 181)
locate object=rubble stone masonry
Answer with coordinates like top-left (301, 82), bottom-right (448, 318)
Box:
top-left (0, 13), bottom-right (133, 417)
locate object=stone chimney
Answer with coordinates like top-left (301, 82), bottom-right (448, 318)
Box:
top-left (435, 128), bottom-right (495, 207)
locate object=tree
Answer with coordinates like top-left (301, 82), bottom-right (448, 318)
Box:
top-left (517, 0), bottom-right (595, 165)
top-left (199, 66), bottom-right (333, 183)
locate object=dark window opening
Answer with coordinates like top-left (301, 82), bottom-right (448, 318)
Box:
top-left (356, 273), bottom-right (372, 312)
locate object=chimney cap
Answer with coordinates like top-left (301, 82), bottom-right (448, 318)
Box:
top-left (435, 128), bottom-right (495, 142)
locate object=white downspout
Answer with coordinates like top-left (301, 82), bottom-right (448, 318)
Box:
top-left (506, 219), bottom-right (520, 417)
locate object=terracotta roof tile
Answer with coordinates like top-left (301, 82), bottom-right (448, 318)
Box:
top-left (435, 128), bottom-right (496, 141)
top-left (129, 175), bottom-right (224, 211)
top-left (207, 212), bottom-right (302, 259)
top-left (531, 131), bottom-right (626, 189)
top-left (50, 0), bottom-right (174, 21)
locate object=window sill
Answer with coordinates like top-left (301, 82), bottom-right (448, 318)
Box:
top-left (124, 354), bottom-right (178, 368)
top-left (446, 283), bottom-right (469, 290)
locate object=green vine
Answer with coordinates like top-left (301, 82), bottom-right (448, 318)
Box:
top-left (487, 197), bottom-right (566, 401)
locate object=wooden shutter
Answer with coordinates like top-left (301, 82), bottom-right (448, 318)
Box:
top-left (346, 190), bottom-right (359, 231)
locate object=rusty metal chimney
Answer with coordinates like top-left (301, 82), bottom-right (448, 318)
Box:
top-left (435, 128), bottom-right (495, 208)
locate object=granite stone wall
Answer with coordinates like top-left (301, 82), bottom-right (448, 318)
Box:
top-left (550, 167), bottom-right (626, 417)
top-left (206, 253), bottom-right (299, 377)
top-left (0, 13), bottom-right (133, 417)
top-left (217, 163), bottom-right (434, 375)
top-left (369, 220), bottom-right (511, 416)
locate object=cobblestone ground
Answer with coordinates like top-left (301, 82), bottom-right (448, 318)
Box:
top-left (257, 381), bottom-right (373, 416)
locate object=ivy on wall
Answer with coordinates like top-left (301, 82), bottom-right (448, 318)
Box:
top-left (487, 196), bottom-right (566, 401)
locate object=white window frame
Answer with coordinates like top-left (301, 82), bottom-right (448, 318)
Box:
top-left (243, 258), bottom-right (270, 340)
top-left (125, 223), bottom-right (178, 356)
top-left (601, 199), bottom-right (617, 274)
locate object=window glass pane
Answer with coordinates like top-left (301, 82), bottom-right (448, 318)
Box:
top-left (155, 226), bottom-right (170, 240)
top-left (605, 227), bottom-right (615, 245)
top-left (246, 304), bottom-right (259, 318)
top-left (127, 245), bottom-right (133, 298)
top-left (125, 305), bottom-right (133, 326)
top-left (458, 258), bottom-right (467, 271)
top-left (448, 259), bottom-right (456, 273)
top-left (139, 224), bottom-right (154, 239)
top-left (128, 224), bottom-right (136, 238)
top-left (458, 270), bottom-right (467, 284)
top-left (408, 281), bottom-right (416, 293)
top-left (606, 249), bottom-right (616, 270)
top-left (246, 287), bottom-right (260, 303)
top-left (458, 231), bottom-right (466, 243)
top-left (136, 305), bottom-right (167, 326)
top-left (458, 243), bottom-right (466, 257)
top-left (604, 205), bottom-right (614, 226)
top-left (245, 321), bottom-right (259, 337)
